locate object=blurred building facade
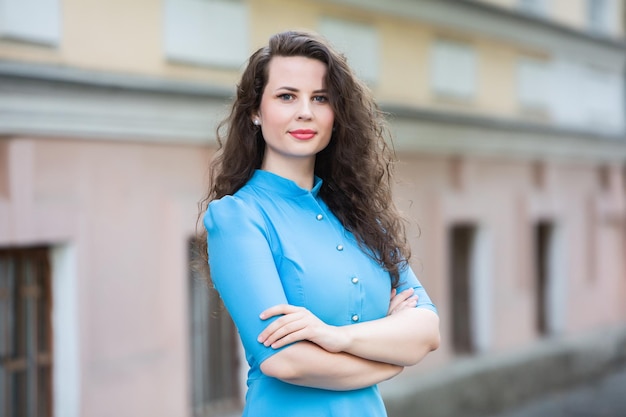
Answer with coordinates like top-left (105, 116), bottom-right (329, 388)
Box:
top-left (0, 0), bottom-right (625, 416)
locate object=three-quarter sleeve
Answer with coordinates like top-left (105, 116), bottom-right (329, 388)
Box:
top-left (395, 265), bottom-right (438, 314)
top-left (204, 196), bottom-right (288, 366)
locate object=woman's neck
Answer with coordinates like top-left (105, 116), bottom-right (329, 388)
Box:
top-left (261, 157), bottom-right (315, 190)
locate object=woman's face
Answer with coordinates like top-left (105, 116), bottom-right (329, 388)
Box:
top-left (254, 56), bottom-right (334, 173)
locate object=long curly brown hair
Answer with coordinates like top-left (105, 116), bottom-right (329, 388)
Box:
top-left (198, 30), bottom-right (411, 286)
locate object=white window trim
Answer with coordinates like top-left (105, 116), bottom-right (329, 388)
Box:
top-left (517, 56), bottom-right (551, 111)
top-left (544, 222), bottom-right (566, 335)
top-left (318, 17), bottom-right (380, 85)
top-left (164, 0), bottom-right (248, 69)
top-left (52, 244), bottom-right (81, 417)
top-left (0, 0), bottom-right (61, 45)
top-left (470, 226), bottom-right (492, 353)
top-left (586, 0), bottom-right (613, 35)
top-left (431, 39), bottom-right (478, 100)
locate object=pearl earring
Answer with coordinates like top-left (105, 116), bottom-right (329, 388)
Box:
top-left (253, 119), bottom-right (260, 126)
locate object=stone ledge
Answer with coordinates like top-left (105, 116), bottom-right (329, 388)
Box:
top-left (383, 325), bottom-right (626, 417)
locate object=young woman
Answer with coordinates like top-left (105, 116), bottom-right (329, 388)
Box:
top-left (200, 30), bottom-right (440, 416)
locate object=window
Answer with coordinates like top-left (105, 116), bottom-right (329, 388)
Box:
top-left (318, 17), bottom-right (380, 85)
top-left (518, 0), bottom-right (549, 17)
top-left (549, 61), bottom-right (623, 133)
top-left (0, 0), bottom-right (61, 45)
top-left (517, 57), bottom-right (551, 112)
top-left (188, 238), bottom-right (240, 416)
top-left (587, 0), bottom-right (611, 35)
top-left (164, 0), bottom-right (248, 68)
top-left (448, 224), bottom-right (492, 353)
top-left (0, 247), bottom-right (53, 417)
top-left (533, 221), bottom-right (565, 335)
top-left (449, 225), bottom-right (476, 354)
top-left (581, 66), bottom-right (620, 129)
top-left (431, 39), bottom-right (477, 100)
top-left (534, 222), bottom-right (552, 335)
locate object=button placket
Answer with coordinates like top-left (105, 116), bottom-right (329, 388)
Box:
top-left (312, 198), bottom-right (345, 255)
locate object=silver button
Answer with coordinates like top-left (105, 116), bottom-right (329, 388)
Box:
top-left (336, 244), bottom-right (344, 251)
top-left (351, 277), bottom-right (359, 284)
top-left (316, 214), bottom-right (323, 220)
top-left (351, 314), bottom-right (360, 322)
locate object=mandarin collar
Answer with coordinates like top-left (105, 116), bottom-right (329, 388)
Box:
top-left (248, 170), bottom-right (322, 198)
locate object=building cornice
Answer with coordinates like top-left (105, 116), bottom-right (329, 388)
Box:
top-left (0, 60), bottom-right (233, 98)
top-left (384, 103), bottom-right (626, 162)
top-left (0, 60), bottom-right (233, 143)
top-left (383, 104), bottom-right (626, 142)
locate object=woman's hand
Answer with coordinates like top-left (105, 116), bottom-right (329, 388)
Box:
top-left (387, 288), bottom-right (418, 316)
top-left (258, 305), bottom-right (349, 352)
top-left (258, 288), bottom-right (418, 353)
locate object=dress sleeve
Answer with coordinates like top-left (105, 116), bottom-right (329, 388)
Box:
top-left (396, 265), bottom-right (438, 315)
top-left (204, 196), bottom-right (288, 366)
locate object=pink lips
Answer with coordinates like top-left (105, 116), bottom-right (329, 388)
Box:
top-left (289, 129), bottom-right (316, 140)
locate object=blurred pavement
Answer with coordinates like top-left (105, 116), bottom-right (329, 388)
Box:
top-left (488, 365), bottom-right (626, 417)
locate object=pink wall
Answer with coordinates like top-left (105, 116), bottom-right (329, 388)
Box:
top-left (1, 137), bottom-right (212, 417)
top-left (394, 153), bottom-right (625, 369)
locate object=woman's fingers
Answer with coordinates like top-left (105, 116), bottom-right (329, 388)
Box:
top-left (258, 305), bottom-right (322, 348)
top-left (388, 288), bottom-right (418, 315)
top-left (259, 315), bottom-right (306, 346)
top-left (257, 304), bottom-right (347, 352)
top-left (259, 303), bottom-right (299, 320)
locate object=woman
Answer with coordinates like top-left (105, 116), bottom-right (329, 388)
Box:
top-left (200, 30), bottom-right (440, 416)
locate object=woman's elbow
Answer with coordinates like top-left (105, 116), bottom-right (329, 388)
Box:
top-left (429, 327), bottom-right (441, 352)
top-left (260, 354), bottom-right (297, 380)
top-left (425, 312), bottom-right (441, 352)
top-left (406, 312), bottom-right (440, 366)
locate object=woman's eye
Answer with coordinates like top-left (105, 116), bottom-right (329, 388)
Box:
top-left (313, 96), bottom-right (328, 103)
top-left (278, 93), bottom-right (294, 101)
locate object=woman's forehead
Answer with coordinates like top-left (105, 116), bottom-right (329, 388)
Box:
top-left (265, 56), bottom-right (328, 89)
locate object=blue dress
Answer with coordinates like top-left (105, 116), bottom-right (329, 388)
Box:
top-left (204, 170), bottom-right (437, 417)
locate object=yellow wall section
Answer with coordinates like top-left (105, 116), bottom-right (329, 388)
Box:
top-left (476, 41), bottom-right (518, 117)
top-left (62, 0), bottom-right (162, 74)
top-left (377, 20), bottom-right (431, 106)
top-left (251, 0), bottom-right (319, 49)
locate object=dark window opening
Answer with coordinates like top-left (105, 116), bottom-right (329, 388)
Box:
top-left (534, 222), bottom-right (553, 336)
top-left (0, 247), bottom-right (53, 417)
top-left (449, 224), bottom-right (476, 354)
top-left (188, 238), bottom-right (240, 417)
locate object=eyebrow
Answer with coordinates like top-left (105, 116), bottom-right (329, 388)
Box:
top-left (275, 86), bottom-right (328, 94)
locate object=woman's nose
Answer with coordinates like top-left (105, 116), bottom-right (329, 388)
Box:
top-left (296, 100), bottom-right (313, 120)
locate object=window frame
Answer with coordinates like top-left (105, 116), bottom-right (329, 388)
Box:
top-left (0, 246), bottom-right (54, 417)
top-left (430, 38), bottom-right (478, 101)
top-left (188, 238), bottom-right (241, 417)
